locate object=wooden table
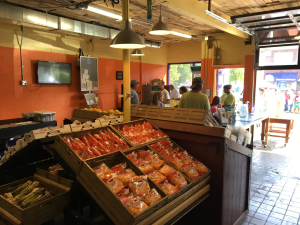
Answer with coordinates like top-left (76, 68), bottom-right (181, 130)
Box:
top-left (264, 118), bottom-right (294, 144)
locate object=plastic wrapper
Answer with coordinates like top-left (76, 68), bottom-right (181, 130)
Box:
top-left (171, 158), bottom-right (184, 172)
top-left (127, 200), bottom-right (149, 216)
top-left (127, 152), bottom-right (137, 160)
top-left (143, 188), bottom-right (162, 206)
top-left (181, 155), bottom-right (194, 165)
top-left (138, 163), bottom-right (155, 175)
top-left (93, 163), bottom-right (112, 180)
top-left (168, 171), bottom-right (187, 189)
top-left (131, 159), bottom-right (142, 166)
top-left (183, 163), bottom-right (200, 180)
top-left (147, 171), bottom-right (167, 185)
top-left (193, 162), bottom-right (209, 175)
top-left (111, 163), bottom-right (127, 172)
top-left (150, 154), bottom-right (165, 170)
top-left (168, 149), bottom-right (179, 156)
top-left (129, 178), bottom-right (151, 196)
top-left (159, 165), bottom-right (176, 176)
top-left (160, 180), bottom-right (179, 196)
top-left (106, 177), bottom-right (124, 195)
top-left (138, 150), bottom-right (153, 159)
top-left (117, 169), bottom-right (137, 185)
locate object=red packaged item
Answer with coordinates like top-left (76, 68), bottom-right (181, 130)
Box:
top-left (137, 150), bottom-right (152, 159)
top-left (90, 146), bottom-right (102, 157)
top-left (117, 169), bottom-right (137, 185)
top-left (160, 150), bottom-right (169, 158)
top-left (127, 152), bottom-right (137, 160)
top-left (160, 180), bottom-right (179, 196)
top-left (162, 144), bottom-right (172, 150)
top-left (138, 163), bottom-right (155, 175)
top-left (127, 199), bottom-right (149, 216)
top-left (159, 165), bottom-right (176, 176)
top-left (150, 154), bottom-right (165, 170)
top-left (128, 177), bottom-right (151, 196)
top-left (150, 143), bottom-right (161, 150)
top-left (172, 157), bottom-right (184, 172)
top-left (159, 139), bottom-right (170, 146)
top-left (181, 155), bottom-right (194, 165)
top-left (119, 193), bottom-right (134, 204)
top-left (168, 149), bottom-right (179, 156)
top-left (168, 171), bottom-right (187, 189)
top-left (182, 163), bottom-right (200, 180)
top-left (93, 163), bottom-right (112, 180)
top-left (117, 188), bottom-right (131, 198)
top-left (147, 171), bottom-right (167, 185)
top-left (193, 162), bottom-right (209, 175)
top-left (143, 188), bottom-right (162, 206)
top-left (106, 177), bottom-right (124, 194)
top-left (131, 159), bottom-right (142, 166)
top-left (111, 163), bottom-right (127, 172)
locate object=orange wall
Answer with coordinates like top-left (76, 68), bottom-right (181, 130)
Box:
top-left (0, 47), bottom-right (167, 125)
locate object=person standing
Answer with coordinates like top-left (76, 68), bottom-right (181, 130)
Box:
top-left (284, 90), bottom-right (289, 112)
top-left (130, 80), bottom-right (139, 105)
top-left (293, 91), bottom-right (300, 114)
top-left (157, 80), bottom-right (170, 107)
top-left (170, 85), bottom-right (180, 100)
top-left (257, 89), bottom-right (267, 113)
top-left (220, 84), bottom-right (236, 107)
top-left (210, 96), bottom-right (222, 114)
top-left (175, 86), bottom-right (188, 100)
top-left (178, 77), bottom-right (210, 110)
top-left (289, 89), bottom-right (295, 113)
top-left (151, 92), bottom-right (163, 107)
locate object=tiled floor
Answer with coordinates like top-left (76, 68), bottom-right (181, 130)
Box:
top-left (242, 114), bottom-right (300, 225)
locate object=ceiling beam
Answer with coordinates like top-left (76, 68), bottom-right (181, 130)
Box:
top-left (248, 21), bottom-right (294, 29)
top-left (157, 0), bottom-right (249, 39)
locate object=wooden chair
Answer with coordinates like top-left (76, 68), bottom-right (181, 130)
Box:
top-left (268, 118), bottom-right (294, 144)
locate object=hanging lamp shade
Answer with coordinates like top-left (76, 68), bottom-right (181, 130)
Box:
top-left (149, 15), bottom-right (171, 35)
top-left (110, 20), bottom-right (146, 49)
top-left (295, 30), bottom-right (300, 39)
top-left (131, 49), bottom-right (145, 56)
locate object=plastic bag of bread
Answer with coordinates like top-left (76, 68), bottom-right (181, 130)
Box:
top-left (93, 163), bottom-right (112, 180)
top-left (159, 164), bottom-right (176, 176)
top-left (138, 163), bottom-right (155, 174)
top-left (160, 150), bottom-right (169, 158)
top-left (105, 177), bottom-right (124, 194)
top-left (160, 180), bottom-right (179, 196)
top-left (131, 159), bottom-right (142, 166)
top-left (127, 152), bottom-right (137, 160)
top-left (182, 163), bottom-right (200, 180)
top-left (172, 157), bottom-right (184, 172)
top-left (168, 171), bottom-right (188, 189)
top-left (128, 177), bottom-right (151, 196)
top-left (127, 199), bottom-right (149, 216)
top-left (138, 150), bottom-right (153, 159)
top-left (147, 171), bottom-right (167, 185)
top-left (193, 162), bottom-right (209, 175)
top-left (117, 169), bottom-right (137, 185)
top-left (150, 154), bottom-right (165, 170)
top-left (150, 143), bottom-right (161, 150)
top-left (168, 149), bottom-right (179, 157)
top-left (119, 193), bottom-right (134, 204)
top-left (143, 188), bottom-right (162, 206)
top-left (117, 188), bottom-right (131, 198)
top-left (181, 155), bottom-right (194, 165)
top-left (111, 163), bottom-right (127, 172)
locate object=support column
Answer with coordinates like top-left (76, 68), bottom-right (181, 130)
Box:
top-left (122, 0), bottom-right (131, 122)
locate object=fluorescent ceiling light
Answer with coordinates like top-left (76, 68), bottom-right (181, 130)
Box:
top-left (87, 6), bottom-right (130, 21)
top-left (171, 31), bottom-right (192, 38)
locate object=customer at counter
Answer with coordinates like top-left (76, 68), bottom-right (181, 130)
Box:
top-left (170, 85), bottom-right (180, 100)
top-left (221, 84), bottom-right (235, 107)
top-left (157, 80), bottom-right (170, 107)
top-left (130, 80), bottom-right (139, 105)
top-left (178, 77), bottom-right (210, 110)
top-left (211, 96), bottom-right (222, 114)
top-left (175, 86), bottom-right (188, 100)
top-left (151, 92), bottom-right (163, 107)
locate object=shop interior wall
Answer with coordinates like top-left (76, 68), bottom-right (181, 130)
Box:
top-left (0, 23), bottom-right (168, 125)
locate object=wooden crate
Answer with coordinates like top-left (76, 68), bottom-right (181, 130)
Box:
top-left (77, 151), bottom-right (168, 225)
top-left (71, 109), bottom-right (111, 123)
top-left (123, 146), bottom-right (194, 203)
top-left (0, 174), bottom-right (70, 225)
top-left (148, 138), bottom-right (211, 189)
top-left (131, 105), bottom-right (220, 127)
top-left (110, 119), bottom-right (168, 147)
top-left (54, 126), bottom-right (133, 174)
top-left (36, 168), bottom-right (73, 188)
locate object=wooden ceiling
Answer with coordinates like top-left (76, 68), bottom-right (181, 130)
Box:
top-left (204, 0), bottom-right (300, 17)
top-left (0, 0), bottom-right (223, 43)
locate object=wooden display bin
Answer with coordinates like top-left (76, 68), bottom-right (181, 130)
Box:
top-left (54, 126), bottom-right (132, 174)
top-left (77, 151), bottom-right (168, 225)
top-left (71, 109), bottom-right (110, 123)
top-left (0, 174), bottom-right (71, 225)
top-left (36, 168), bottom-right (73, 188)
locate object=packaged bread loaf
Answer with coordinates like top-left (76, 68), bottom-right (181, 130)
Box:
top-left (143, 188), bottom-right (162, 206)
top-left (168, 171), bottom-right (187, 189)
top-left (147, 171), bottom-right (167, 185)
top-left (160, 180), bottom-right (179, 196)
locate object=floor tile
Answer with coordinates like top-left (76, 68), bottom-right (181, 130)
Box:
top-left (263, 200), bottom-right (276, 206)
top-left (285, 211), bottom-right (299, 218)
top-left (250, 217), bottom-right (266, 225)
top-left (241, 222), bottom-right (249, 225)
top-left (260, 204), bottom-right (273, 211)
top-left (249, 210), bottom-right (255, 216)
top-left (277, 199), bottom-right (290, 205)
top-left (288, 206), bottom-right (300, 213)
top-left (290, 202), bottom-right (300, 207)
top-left (257, 190), bottom-right (269, 195)
top-left (269, 212), bottom-right (284, 220)
top-left (245, 216), bottom-right (253, 222)
top-left (250, 200), bottom-right (262, 207)
top-left (257, 208), bottom-right (271, 216)
top-left (272, 207), bottom-right (286, 215)
top-left (250, 205), bottom-right (259, 211)
top-left (267, 216), bottom-right (282, 225)
top-left (252, 196), bottom-right (264, 203)
top-left (255, 193), bottom-right (267, 198)
top-left (283, 215), bottom-right (299, 223)
top-left (281, 221), bottom-right (297, 225)
top-left (254, 212), bottom-right (269, 221)
top-left (275, 203), bottom-right (289, 209)
top-left (279, 194), bottom-right (292, 200)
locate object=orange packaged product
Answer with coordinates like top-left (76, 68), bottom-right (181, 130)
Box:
top-left (93, 163), bottom-right (112, 180)
top-left (117, 169), bottom-right (137, 185)
top-left (183, 163), bottom-right (200, 180)
top-left (117, 188), bottom-right (131, 198)
top-left (138, 163), bottom-right (155, 175)
top-left (127, 199), bottom-right (149, 216)
top-left (111, 163), bottom-right (127, 172)
top-left (172, 157), bottom-right (184, 172)
top-left (127, 152), bottom-right (137, 160)
top-left (137, 150), bottom-right (153, 159)
top-left (129, 177), bottom-right (151, 196)
top-left (160, 180), bottom-right (179, 196)
top-left (168, 171), bottom-right (188, 189)
top-left (150, 154), bottom-right (165, 170)
top-left (168, 149), bottom-right (179, 156)
top-left (193, 162), bottom-right (209, 175)
top-left (143, 188), bottom-right (162, 206)
top-left (159, 164), bottom-right (176, 176)
top-left (147, 171), bottom-right (167, 185)
top-left (160, 150), bottom-right (169, 158)
top-left (119, 193), bottom-right (134, 204)
top-left (105, 177), bottom-right (124, 195)
top-left (131, 159), bottom-right (142, 166)
top-left (181, 155), bottom-right (194, 165)
top-left (150, 143), bottom-right (161, 150)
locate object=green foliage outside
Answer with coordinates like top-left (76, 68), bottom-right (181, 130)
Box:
top-left (229, 68), bottom-right (244, 83)
top-left (169, 64), bottom-right (192, 88)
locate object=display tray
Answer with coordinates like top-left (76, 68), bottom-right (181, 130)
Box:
top-left (0, 174), bottom-right (70, 225)
top-left (77, 151), bottom-right (168, 225)
top-left (110, 119), bottom-right (168, 147)
top-left (71, 109), bottom-right (110, 123)
top-left (54, 126), bottom-right (133, 174)
top-left (36, 167), bottom-right (73, 188)
top-left (123, 146), bottom-right (192, 203)
top-left (148, 138), bottom-right (211, 190)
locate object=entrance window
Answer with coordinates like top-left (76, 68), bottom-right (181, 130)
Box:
top-left (168, 62), bottom-right (201, 89)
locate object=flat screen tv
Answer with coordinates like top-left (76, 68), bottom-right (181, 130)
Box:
top-left (37, 61), bottom-right (72, 84)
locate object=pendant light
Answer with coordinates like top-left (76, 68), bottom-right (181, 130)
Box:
top-left (131, 49), bottom-right (145, 56)
top-left (149, 5), bottom-right (171, 35)
top-left (110, 0), bottom-right (146, 49)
